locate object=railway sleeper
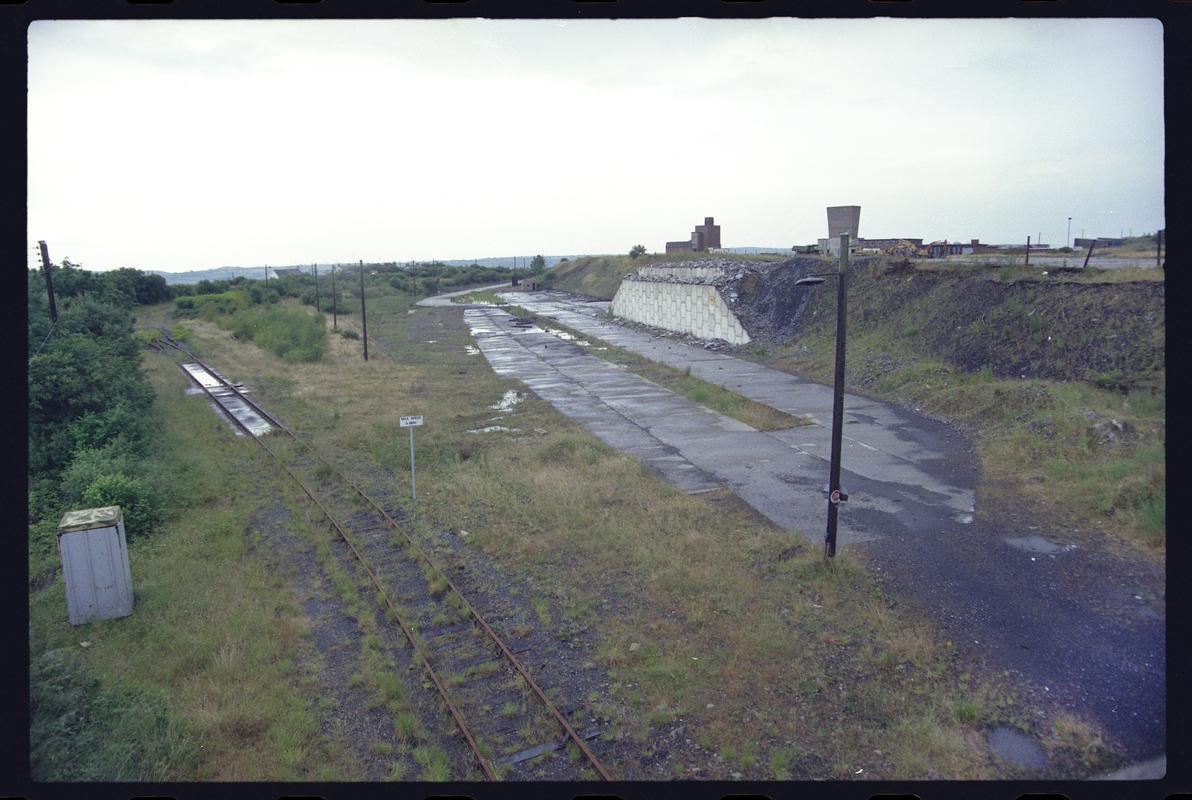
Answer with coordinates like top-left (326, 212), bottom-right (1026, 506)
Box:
top-left (419, 619), bottom-right (475, 639)
top-left (493, 725), bottom-right (603, 768)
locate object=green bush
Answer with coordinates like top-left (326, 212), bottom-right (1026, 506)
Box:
top-left (61, 443), bottom-right (139, 505)
top-left (252, 306), bottom-right (327, 361)
top-left (82, 473), bottom-right (161, 540)
top-left (340, 329), bottom-right (360, 340)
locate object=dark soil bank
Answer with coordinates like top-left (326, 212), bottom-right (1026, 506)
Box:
top-left (730, 259), bottom-right (1164, 388)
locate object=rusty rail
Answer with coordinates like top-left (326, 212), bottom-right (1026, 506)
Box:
top-left (155, 333), bottom-right (612, 781)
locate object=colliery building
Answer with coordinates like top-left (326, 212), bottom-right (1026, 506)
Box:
top-left (1074, 237), bottom-right (1125, 248)
top-left (666, 217), bottom-right (722, 253)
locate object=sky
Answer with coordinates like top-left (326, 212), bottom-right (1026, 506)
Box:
top-left (27, 18), bottom-right (1164, 272)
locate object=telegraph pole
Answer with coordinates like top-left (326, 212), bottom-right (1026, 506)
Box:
top-left (264, 264), bottom-right (268, 284)
top-left (37, 240), bottom-right (58, 322)
top-left (330, 263), bottom-right (338, 330)
top-left (313, 264), bottom-right (320, 313)
top-left (359, 259), bottom-right (369, 361)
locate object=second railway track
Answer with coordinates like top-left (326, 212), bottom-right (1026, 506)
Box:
top-left (153, 330), bottom-right (614, 781)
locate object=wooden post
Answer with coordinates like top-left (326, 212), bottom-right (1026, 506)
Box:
top-left (37, 240), bottom-right (58, 322)
top-left (313, 264), bottom-right (320, 313)
top-left (1025, 236), bottom-right (1031, 266)
top-left (331, 264), bottom-right (338, 330)
top-left (359, 260), bottom-right (369, 362)
top-left (1082, 238), bottom-right (1096, 270)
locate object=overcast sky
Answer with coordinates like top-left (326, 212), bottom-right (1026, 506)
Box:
top-left (27, 18), bottom-right (1164, 272)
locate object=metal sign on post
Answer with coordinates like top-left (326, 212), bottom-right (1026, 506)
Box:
top-left (400, 416), bottom-right (424, 501)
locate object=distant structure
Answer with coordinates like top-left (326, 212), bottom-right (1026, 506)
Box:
top-left (818, 206), bottom-right (861, 256)
top-left (1073, 237), bottom-right (1125, 249)
top-left (666, 216), bottom-right (722, 253)
top-left (267, 266), bottom-right (304, 279)
top-left (802, 206), bottom-right (1025, 258)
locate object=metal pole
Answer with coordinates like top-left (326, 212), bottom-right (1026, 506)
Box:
top-left (331, 263), bottom-right (338, 330)
top-left (825, 232), bottom-right (848, 559)
top-left (359, 259), bottom-right (369, 361)
top-left (1067, 217), bottom-right (1072, 249)
top-left (409, 427), bottom-right (417, 502)
top-left (1025, 236), bottom-right (1030, 266)
top-left (37, 240), bottom-right (58, 322)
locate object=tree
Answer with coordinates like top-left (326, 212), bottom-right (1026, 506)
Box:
top-left (629, 244), bottom-right (647, 259)
top-left (529, 254), bottom-right (546, 274)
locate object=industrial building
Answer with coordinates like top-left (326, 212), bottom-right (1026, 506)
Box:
top-left (1073, 237), bottom-right (1125, 249)
top-left (665, 217), bottom-right (722, 253)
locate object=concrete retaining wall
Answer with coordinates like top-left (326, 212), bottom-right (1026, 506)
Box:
top-left (612, 278), bottom-right (751, 344)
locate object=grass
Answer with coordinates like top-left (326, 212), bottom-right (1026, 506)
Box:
top-left (29, 352), bottom-right (355, 780)
top-left (765, 326), bottom-right (1165, 555)
top-left (503, 306), bottom-right (808, 432)
top-left (118, 277), bottom-right (1117, 779)
top-left (451, 291), bottom-right (508, 306)
top-left (911, 258), bottom-right (1164, 284)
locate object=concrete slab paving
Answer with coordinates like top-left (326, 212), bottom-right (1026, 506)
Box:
top-left (500, 291), bottom-right (976, 511)
top-left (466, 305), bottom-right (886, 544)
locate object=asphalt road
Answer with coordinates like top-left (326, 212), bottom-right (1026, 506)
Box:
top-left (431, 287), bottom-right (1165, 769)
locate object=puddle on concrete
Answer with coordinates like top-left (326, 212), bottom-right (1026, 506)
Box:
top-left (1005, 535), bottom-right (1076, 555)
top-left (489, 390), bottom-right (524, 412)
top-left (466, 426), bottom-right (521, 434)
top-left (465, 345), bottom-right (480, 355)
top-left (544, 327), bottom-right (591, 346)
top-left (987, 726), bottom-right (1047, 769)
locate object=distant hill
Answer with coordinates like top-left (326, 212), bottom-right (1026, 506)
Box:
top-left (150, 256), bottom-right (594, 286)
top-left (439, 255), bottom-right (588, 269)
top-left (148, 266), bottom-right (274, 285)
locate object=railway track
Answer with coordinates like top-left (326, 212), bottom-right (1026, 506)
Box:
top-left (152, 330), bottom-right (614, 781)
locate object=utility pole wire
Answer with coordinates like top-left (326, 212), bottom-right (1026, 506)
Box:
top-left (30, 320), bottom-right (58, 359)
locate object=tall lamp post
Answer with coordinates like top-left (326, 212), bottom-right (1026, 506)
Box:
top-left (1067, 217), bottom-right (1072, 249)
top-left (795, 232), bottom-right (850, 558)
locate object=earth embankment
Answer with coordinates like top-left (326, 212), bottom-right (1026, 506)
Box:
top-left (732, 259), bottom-right (1164, 387)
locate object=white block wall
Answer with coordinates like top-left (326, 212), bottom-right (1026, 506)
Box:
top-left (612, 279), bottom-right (751, 344)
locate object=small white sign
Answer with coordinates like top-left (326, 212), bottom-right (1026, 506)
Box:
top-left (400, 415), bottom-right (424, 428)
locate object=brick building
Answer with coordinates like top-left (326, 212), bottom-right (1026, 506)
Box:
top-left (666, 216), bottom-right (722, 253)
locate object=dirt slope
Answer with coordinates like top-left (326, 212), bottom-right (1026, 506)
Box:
top-left (730, 259), bottom-right (1164, 388)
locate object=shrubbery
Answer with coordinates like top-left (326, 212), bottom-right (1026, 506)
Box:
top-left (212, 304), bottom-right (328, 362)
top-left (28, 259), bottom-right (168, 582)
top-left (81, 473), bottom-right (162, 540)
